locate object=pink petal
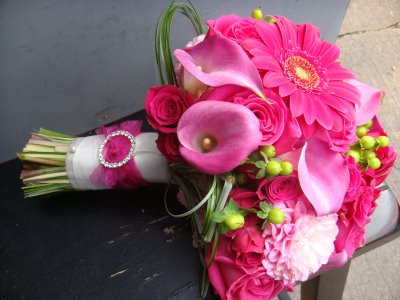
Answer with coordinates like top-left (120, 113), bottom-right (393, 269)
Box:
top-left (303, 94), bottom-right (316, 124)
top-left (319, 93), bottom-right (349, 114)
top-left (327, 62), bottom-right (356, 80)
top-left (274, 117), bottom-right (303, 156)
top-left (263, 71), bottom-right (289, 88)
top-left (290, 90), bottom-right (306, 117)
top-left (252, 56), bottom-right (282, 72)
top-left (349, 80), bottom-right (383, 126)
top-left (298, 23), bottom-right (319, 53)
top-left (298, 139), bottom-right (350, 215)
top-left (279, 82), bottom-right (297, 97)
top-left (275, 16), bottom-right (297, 49)
top-left (328, 81), bottom-right (361, 105)
top-left (314, 100), bottom-right (333, 130)
top-left (319, 251), bottom-right (348, 271)
top-left (319, 42), bottom-right (340, 67)
top-left (241, 38), bottom-right (269, 55)
top-left (177, 101), bottom-right (262, 174)
top-left (255, 22), bottom-right (283, 55)
top-left (174, 35), bottom-right (265, 99)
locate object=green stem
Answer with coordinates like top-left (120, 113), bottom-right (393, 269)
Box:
top-left (203, 180), bottom-right (233, 243)
top-left (155, 1), bottom-right (204, 85)
top-left (164, 174), bottom-right (217, 218)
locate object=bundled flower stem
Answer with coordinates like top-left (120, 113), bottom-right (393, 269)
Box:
top-left (18, 129), bottom-right (75, 197)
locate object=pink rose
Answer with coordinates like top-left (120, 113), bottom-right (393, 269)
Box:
top-left (227, 269), bottom-right (284, 300)
top-left (273, 116), bottom-right (303, 156)
top-left (363, 145), bottom-right (397, 186)
top-left (156, 133), bottom-right (183, 163)
top-left (145, 85), bottom-right (195, 133)
top-left (344, 156), bottom-right (361, 202)
top-left (206, 15), bottom-right (261, 44)
top-left (208, 236), bottom-right (284, 300)
top-left (226, 226), bottom-right (265, 269)
top-left (257, 175), bottom-right (301, 204)
top-left (307, 118), bottom-right (357, 154)
top-left (335, 179), bottom-right (381, 258)
top-left (202, 85), bottom-right (287, 145)
top-left (229, 188), bottom-right (260, 208)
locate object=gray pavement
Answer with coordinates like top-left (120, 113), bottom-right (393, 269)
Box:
top-left (338, 1), bottom-right (400, 299)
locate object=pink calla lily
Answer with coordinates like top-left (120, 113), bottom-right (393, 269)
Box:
top-left (298, 139), bottom-right (350, 215)
top-left (174, 35), bottom-right (266, 99)
top-left (350, 79), bottom-right (383, 126)
top-left (177, 101), bottom-right (262, 174)
top-left (281, 139), bottom-right (350, 216)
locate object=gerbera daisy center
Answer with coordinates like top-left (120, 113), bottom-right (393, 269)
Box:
top-left (284, 56), bottom-right (320, 90)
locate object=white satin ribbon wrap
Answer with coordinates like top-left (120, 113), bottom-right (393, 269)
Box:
top-left (66, 133), bottom-right (170, 190)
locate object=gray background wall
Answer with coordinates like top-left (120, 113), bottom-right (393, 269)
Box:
top-left (0, 0), bottom-right (349, 162)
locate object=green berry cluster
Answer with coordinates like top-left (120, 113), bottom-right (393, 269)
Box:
top-left (236, 145), bottom-right (293, 184)
top-left (257, 145), bottom-right (293, 178)
top-left (257, 201), bottom-right (285, 229)
top-left (251, 7), bottom-right (275, 24)
top-left (345, 120), bottom-right (390, 170)
top-left (212, 199), bottom-right (246, 233)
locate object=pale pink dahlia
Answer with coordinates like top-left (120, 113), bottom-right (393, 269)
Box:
top-left (262, 202), bottom-right (338, 287)
top-left (242, 16), bottom-right (360, 131)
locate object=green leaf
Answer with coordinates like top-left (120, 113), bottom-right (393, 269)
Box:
top-left (239, 211), bottom-right (247, 217)
top-left (259, 150), bottom-right (268, 162)
top-left (262, 219), bottom-right (269, 229)
top-left (259, 201), bottom-right (269, 213)
top-left (256, 168), bottom-right (265, 179)
top-left (211, 211), bottom-right (227, 223)
top-left (227, 198), bottom-right (239, 211)
top-left (255, 160), bottom-right (266, 168)
top-left (218, 223), bottom-right (230, 234)
top-left (264, 16), bottom-right (275, 24)
top-left (257, 211), bottom-right (267, 219)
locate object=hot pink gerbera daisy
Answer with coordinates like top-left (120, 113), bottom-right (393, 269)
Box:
top-left (242, 16), bottom-right (360, 131)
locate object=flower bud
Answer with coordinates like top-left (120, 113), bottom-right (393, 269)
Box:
top-left (182, 67), bottom-right (208, 96)
top-left (224, 214), bottom-right (245, 230)
top-left (252, 7), bottom-right (263, 20)
top-left (268, 208), bottom-right (285, 224)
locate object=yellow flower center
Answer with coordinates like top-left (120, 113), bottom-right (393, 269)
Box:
top-left (201, 136), bottom-right (217, 152)
top-left (284, 56), bottom-right (320, 90)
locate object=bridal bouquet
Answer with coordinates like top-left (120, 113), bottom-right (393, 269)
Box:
top-left (18, 3), bottom-right (397, 300)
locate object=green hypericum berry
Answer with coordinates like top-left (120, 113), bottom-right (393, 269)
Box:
top-left (266, 160), bottom-right (282, 176)
top-left (252, 7), bottom-right (263, 20)
top-left (346, 149), bottom-right (360, 163)
top-left (236, 173), bottom-right (248, 185)
top-left (280, 161), bottom-right (293, 175)
top-left (268, 208), bottom-right (285, 224)
top-left (363, 150), bottom-right (376, 159)
top-left (364, 120), bottom-right (373, 129)
top-left (360, 136), bottom-right (376, 149)
top-left (377, 136), bottom-right (390, 147)
top-left (368, 157), bottom-right (381, 170)
top-left (356, 126), bottom-right (367, 138)
top-left (261, 145), bottom-right (276, 158)
top-left (224, 214), bottom-right (245, 230)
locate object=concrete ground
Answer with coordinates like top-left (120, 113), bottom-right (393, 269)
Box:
top-left (274, 0), bottom-right (400, 299)
top-left (337, 0), bottom-right (400, 299)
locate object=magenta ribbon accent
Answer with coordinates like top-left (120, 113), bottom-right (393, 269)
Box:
top-left (90, 120), bottom-right (148, 189)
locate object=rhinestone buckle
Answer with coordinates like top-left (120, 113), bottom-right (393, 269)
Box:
top-left (98, 130), bottom-right (136, 168)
